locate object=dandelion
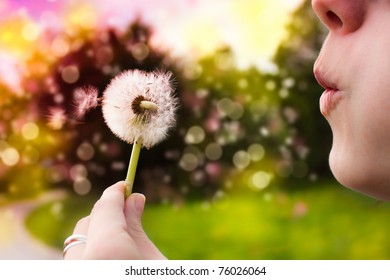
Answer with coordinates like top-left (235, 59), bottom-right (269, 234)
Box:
top-left (102, 70), bottom-right (177, 147)
top-left (47, 107), bottom-right (67, 130)
top-left (72, 69), bottom-right (177, 197)
top-left (101, 69), bottom-right (177, 197)
top-left (73, 86), bottom-right (99, 119)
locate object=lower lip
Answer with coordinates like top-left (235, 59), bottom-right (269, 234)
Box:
top-left (319, 89), bottom-right (343, 117)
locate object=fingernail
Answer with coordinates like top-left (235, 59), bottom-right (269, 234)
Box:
top-left (134, 193), bottom-right (146, 214)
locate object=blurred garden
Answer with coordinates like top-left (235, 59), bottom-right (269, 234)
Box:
top-left (1, 0), bottom-right (390, 259)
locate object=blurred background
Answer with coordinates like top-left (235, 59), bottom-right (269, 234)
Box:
top-left (1, 0), bottom-right (390, 260)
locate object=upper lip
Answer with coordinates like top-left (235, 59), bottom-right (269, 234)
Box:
top-left (313, 68), bottom-right (338, 91)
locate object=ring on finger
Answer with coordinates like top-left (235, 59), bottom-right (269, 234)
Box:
top-left (63, 234), bottom-right (87, 257)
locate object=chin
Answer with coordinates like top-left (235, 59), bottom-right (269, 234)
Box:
top-left (329, 149), bottom-right (390, 201)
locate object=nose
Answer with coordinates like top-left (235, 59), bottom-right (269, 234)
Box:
top-left (312, 0), bottom-right (367, 34)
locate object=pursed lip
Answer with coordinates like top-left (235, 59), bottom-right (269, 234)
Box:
top-left (313, 68), bottom-right (338, 91)
top-left (313, 68), bottom-right (343, 117)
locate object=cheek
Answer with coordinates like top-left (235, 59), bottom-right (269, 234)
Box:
top-left (325, 11), bottom-right (390, 199)
top-left (328, 86), bottom-right (390, 200)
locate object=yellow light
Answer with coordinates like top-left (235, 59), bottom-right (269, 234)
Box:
top-left (65, 5), bottom-right (97, 31)
top-left (21, 122), bottom-right (39, 140)
top-left (1, 147), bottom-right (20, 166)
top-left (21, 22), bottom-right (40, 42)
top-left (0, 210), bottom-right (15, 246)
top-left (229, 0), bottom-right (303, 68)
top-left (251, 171), bottom-right (271, 190)
top-left (183, 20), bottom-right (222, 57)
top-left (0, 18), bottom-right (39, 58)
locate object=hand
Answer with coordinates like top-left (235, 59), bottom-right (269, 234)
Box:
top-left (64, 181), bottom-right (166, 259)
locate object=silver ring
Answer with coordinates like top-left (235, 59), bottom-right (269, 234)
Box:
top-left (63, 234), bottom-right (87, 257)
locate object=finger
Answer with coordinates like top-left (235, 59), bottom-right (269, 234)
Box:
top-left (64, 216), bottom-right (90, 260)
top-left (73, 216), bottom-right (90, 235)
top-left (87, 181), bottom-right (127, 239)
top-left (124, 193), bottom-right (146, 236)
top-left (125, 193), bottom-right (166, 259)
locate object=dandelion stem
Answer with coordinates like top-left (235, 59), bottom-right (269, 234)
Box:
top-left (124, 139), bottom-right (142, 198)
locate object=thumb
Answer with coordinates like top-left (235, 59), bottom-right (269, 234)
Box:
top-left (125, 193), bottom-right (149, 241)
top-left (125, 193), bottom-right (166, 259)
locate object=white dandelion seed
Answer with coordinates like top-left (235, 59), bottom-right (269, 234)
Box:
top-left (47, 107), bottom-right (67, 130)
top-left (73, 85), bottom-right (99, 119)
top-left (102, 69), bottom-right (177, 148)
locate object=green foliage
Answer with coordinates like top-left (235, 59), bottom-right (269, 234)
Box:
top-left (273, 0), bottom-right (332, 175)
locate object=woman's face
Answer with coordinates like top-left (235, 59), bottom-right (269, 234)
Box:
top-left (312, 0), bottom-right (390, 200)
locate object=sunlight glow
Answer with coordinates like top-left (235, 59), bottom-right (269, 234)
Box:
top-left (64, 4), bottom-right (97, 32)
top-left (147, 0), bottom-right (303, 70)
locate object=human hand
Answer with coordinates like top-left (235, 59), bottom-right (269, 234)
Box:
top-left (64, 181), bottom-right (166, 259)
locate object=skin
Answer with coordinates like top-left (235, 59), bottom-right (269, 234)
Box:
top-left (64, 181), bottom-right (166, 259)
top-left (312, 0), bottom-right (390, 200)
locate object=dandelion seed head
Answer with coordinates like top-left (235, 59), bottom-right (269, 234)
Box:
top-left (102, 69), bottom-right (177, 148)
top-left (47, 107), bottom-right (67, 130)
top-left (73, 86), bottom-right (99, 119)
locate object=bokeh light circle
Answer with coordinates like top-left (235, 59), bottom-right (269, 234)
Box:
top-left (1, 148), bottom-right (19, 166)
top-left (185, 126), bottom-right (205, 144)
top-left (21, 122), bottom-right (39, 140)
top-left (205, 142), bottom-right (222, 160)
top-left (233, 150), bottom-right (250, 170)
top-left (247, 143), bottom-right (265, 162)
top-left (251, 171), bottom-right (271, 190)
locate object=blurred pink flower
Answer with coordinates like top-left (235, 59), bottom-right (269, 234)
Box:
top-left (102, 69), bottom-right (177, 148)
top-left (293, 201), bottom-right (308, 218)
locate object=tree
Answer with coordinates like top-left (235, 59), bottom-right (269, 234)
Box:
top-left (273, 0), bottom-right (332, 179)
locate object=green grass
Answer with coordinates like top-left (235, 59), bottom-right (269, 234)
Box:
top-left (25, 196), bottom-right (93, 249)
top-left (25, 181), bottom-right (390, 259)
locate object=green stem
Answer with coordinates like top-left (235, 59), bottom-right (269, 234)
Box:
top-left (124, 139), bottom-right (142, 198)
